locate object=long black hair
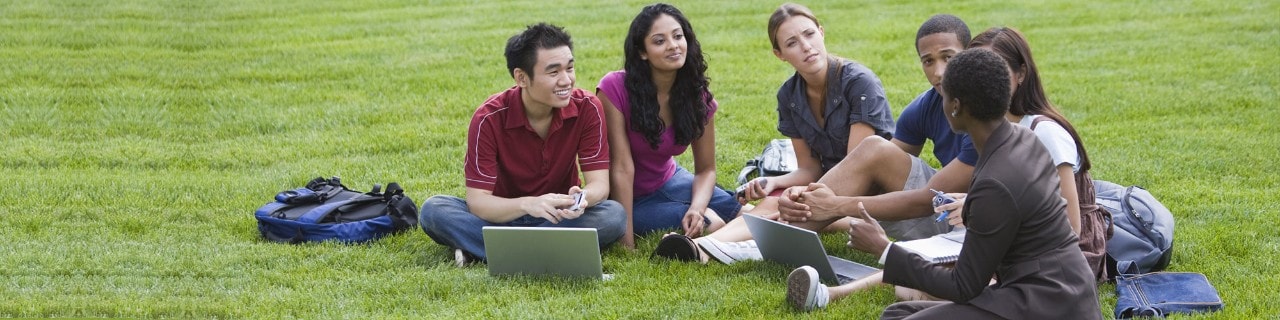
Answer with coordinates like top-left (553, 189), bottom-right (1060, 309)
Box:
top-left (623, 3), bottom-right (711, 149)
top-left (970, 27), bottom-right (1092, 172)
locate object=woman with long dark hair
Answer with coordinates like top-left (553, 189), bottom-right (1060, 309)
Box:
top-left (967, 26), bottom-right (1111, 281)
top-left (597, 3), bottom-right (741, 249)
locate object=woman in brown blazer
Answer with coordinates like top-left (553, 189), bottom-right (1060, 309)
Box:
top-left (789, 48), bottom-right (1102, 319)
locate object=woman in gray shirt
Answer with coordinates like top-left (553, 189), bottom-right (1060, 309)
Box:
top-left (654, 3), bottom-right (896, 264)
top-left (738, 2), bottom-right (895, 208)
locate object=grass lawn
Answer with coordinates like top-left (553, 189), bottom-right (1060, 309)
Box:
top-left (1, 0), bottom-right (1277, 318)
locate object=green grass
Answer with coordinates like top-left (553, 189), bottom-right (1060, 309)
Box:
top-left (1, 0), bottom-right (1276, 318)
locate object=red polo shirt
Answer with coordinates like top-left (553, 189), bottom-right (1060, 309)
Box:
top-left (464, 86), bottom-right (611, 198)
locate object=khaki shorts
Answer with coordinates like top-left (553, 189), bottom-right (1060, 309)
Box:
top-left (877, 156), bottom-right (953, 241)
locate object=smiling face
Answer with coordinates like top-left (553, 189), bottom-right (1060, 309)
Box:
top-left (641, 14), bottom-right (687, 73)
top-left (917, 32), bottom-right (966, 94)
top-left (517, 46), bottom-right (576, 110)
top-left (772, 15), bottom-right (827, 75)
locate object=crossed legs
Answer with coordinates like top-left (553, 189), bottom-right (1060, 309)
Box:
top-left (658, 136), bottom-right (921, 265)
top-left (707, 136), bottom-right (916, 241)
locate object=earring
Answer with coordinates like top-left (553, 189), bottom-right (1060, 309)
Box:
top-left (951, 110), bottom-right (958, 117)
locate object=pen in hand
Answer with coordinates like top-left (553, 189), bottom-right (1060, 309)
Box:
top-left (931, 189), bottom-right (956, 222)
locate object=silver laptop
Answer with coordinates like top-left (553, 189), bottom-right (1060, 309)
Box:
top-left (481, 226), bottom-right (610, 280)
top-left (743, 214), bottom-right (879, 285)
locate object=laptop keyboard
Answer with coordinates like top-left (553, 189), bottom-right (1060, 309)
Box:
top-left (836, 274), bottom-right (856, 285)
top-left (828, 256), bottom-right (880, 284)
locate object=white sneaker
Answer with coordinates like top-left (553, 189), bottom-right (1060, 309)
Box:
top-left (787, 266), bottom-right (829, 311)
top-left (454, 249), bottom-right (474, 268)
top-left (695, 237), bottom-right (762, 264)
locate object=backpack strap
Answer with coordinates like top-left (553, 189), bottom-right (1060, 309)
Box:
top-left (384, 182), bottom-right (404, 201)
top-left (1028, 115), bottom-right (1056, 130)
top-left (736, 158), bottom-right (761, 187)
top-left (1123, 185), bottom-right (1166, 247)
top-left (295, 198), bottom-right (360, 224)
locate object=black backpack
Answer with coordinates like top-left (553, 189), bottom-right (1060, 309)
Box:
top-left (254, 176), bottom-right (418, 243)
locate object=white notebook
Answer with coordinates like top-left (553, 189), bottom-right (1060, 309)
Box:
top-left (895, 229), bottom-right (965, 264)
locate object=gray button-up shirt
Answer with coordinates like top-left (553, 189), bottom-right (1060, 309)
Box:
top-left (776, 58), bottom-right (895, 172)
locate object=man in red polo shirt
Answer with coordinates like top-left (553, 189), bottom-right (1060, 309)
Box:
top-left (419, 23), bottom-right (625, 266)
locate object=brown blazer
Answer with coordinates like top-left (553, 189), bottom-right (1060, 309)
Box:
top-left (882, 122), bottom-right (1102, 319)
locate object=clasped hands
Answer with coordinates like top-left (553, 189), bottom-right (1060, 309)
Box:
top-left (777, 183), bottom-right (891, 254)
top-left (776, 182), bottom-right (841, 223)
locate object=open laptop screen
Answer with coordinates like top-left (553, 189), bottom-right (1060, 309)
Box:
top-left (481, 226), bottom-right (604, 279)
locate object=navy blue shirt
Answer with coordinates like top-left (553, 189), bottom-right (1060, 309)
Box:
top-left (777, 58), bottom-right (896, 172)
top-left (893, 88), bottom-right (978, 166)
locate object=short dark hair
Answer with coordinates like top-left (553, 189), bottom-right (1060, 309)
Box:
top-left (504, 23), bottom-right (573, 78)
top-left (915, 14), bottom-right (970, 52)
top-left (942, 48), bottom-right (1010, 121)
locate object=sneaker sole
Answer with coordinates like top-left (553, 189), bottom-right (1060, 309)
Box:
top-left (787, 266), bottom-right (819, 311)
top-left (454, 249), bottom-right (470, 268)
top-left (652, 234), bottom-right (698, 261)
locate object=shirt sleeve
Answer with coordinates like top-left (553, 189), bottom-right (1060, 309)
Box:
top-left (464, 102), bottom-right (501, 191)
top-left (576, 94), bottom-right (611, 172)
top-left (596, 71), bottom-right (628, 114)
top-left (1030, 119), bottom-right (1079, 171)
top-left (842, 65), bottom-right (895, 138)
top-left (776, 79), bottom-right (800, 139)
top-left (882, 177), bottom-right (1019, 302)
top-left (893, 91), bottom-right (931, 146)
top-left (955, 135), bottom-right (979, 166)
top-left (704, 92), bottom-right (718, 118)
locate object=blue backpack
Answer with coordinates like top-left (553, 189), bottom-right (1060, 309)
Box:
top-left (255, 177), bottom-right (418, 244)
top-left (1094, 179), bottom-right (1175, 276)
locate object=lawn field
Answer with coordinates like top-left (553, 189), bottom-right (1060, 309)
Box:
top-left (1, 0), bottom-right (1277, 318)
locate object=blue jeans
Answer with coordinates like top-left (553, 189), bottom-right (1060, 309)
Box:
top-left (419, 195), bottom-right (626, 261)
top-left (632, 167), bottom-right (742, 236)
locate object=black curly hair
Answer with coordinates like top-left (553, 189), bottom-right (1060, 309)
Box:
top-left (941, 48), bottom-right (1011, 121)
top-left (623, 3), bottom-right (711, 149)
